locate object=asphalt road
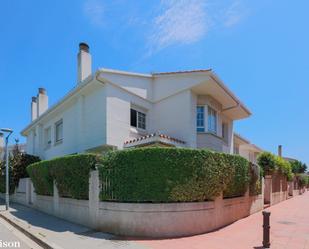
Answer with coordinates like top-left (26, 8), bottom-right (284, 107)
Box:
top-left (0, 215), bottom-right (41, 249)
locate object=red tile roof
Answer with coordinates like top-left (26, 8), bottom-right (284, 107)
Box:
top-left (124, 133), bottom-right (186, 145)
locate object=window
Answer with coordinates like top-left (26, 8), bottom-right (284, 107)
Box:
top-left (196, 106), bottom-right (205, 132)
top-left (130, 109), bottom-right (146, 130)
top-left (208, 106), bottom-right (217, 134)
top-left (44, 127), bottom-right (51, 148)
top-left (222, 123), bottom-right (228, 142)
top-left (55, 120), bottom-right (63, 143)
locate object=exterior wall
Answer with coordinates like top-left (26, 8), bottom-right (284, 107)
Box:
top-left (5, 173), bottom-right (263, 239)
top-left (26, 81), bottom-right (107, 160)
top-left (24, 73), bottom-right (238, 157)
top-left (196, 95), bottom-right (234, 153)
top-left (100, 71), bottom-right (152, 100)
top-left (105, 84), bottom-right (153, 149)
top-left (153, 90), bottom-right (196, 148)
top-left (264, 174), bottom-right (288, 206)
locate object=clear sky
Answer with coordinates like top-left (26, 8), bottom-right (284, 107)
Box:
top-left (0, 0), bottom-right (308, 164)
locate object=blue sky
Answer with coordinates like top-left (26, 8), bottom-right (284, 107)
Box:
top-left (0, 0), bottom-right (308, 164)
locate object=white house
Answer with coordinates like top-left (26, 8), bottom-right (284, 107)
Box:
top-left (233, 133), bottom-right (264, 164)
top-left (21, 43), bottom-right (251, 160)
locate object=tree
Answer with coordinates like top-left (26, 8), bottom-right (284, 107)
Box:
top-left (291, 160), bottom-right (307, 174)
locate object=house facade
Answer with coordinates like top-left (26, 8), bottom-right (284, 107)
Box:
top-left (21, 43), bottom-right (251, 160)
top-left (0, 134), bottom-right (26, 160)
top-left (233, 133), bottom-right (263, 164)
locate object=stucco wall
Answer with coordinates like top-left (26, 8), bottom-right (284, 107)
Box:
top-left (153, 90), bottom-right (196, 148)
top-left (105, 83), bottom-right (153, 149)
top-left (26, 81), bottom-right (107, 160)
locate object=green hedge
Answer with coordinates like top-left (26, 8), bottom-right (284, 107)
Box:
top-left (223, 155), bottom-right (250, 198)
top-left (257, 152), bottom-right (293, 180)
top-left (27, 154), bottom-right (100, 199)
top-left (99, 148), bottom-right (251, 203)
top-left (27, 161), bottom-right (53, 196)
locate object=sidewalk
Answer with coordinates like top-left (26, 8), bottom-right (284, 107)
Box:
top-left (0, 200), bottom-right (148, 249)
top-left (1, 193), bottom-right (309, 249)
top-left (137, 191), bottom-right (309, 249)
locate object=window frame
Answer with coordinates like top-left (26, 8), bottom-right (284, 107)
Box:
top-left (44, 126), bottom-right (52, 149)
top-left (196, 106), bottom-right (205, 132)
top-left (54, 119), bottom-right (63, 144)
top-left (130, 108), bottom-right (146, 130)
top-left (208, 106), bottom-right (217, 134)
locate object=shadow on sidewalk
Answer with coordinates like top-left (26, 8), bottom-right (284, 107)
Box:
top-left (3, 201), bottom-right (117, 240)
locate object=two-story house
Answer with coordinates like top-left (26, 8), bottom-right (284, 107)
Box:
top-left (21, 43), bottom-right (251, 160)
top-left (233, 133), bottom-right (264, 164)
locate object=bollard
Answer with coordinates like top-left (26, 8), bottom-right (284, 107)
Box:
top-left (262, 211), bottom-right (271, 248)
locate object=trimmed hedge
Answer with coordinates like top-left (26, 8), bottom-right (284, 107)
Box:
top-left (27, 161), bottom-right (53, 196)
top-left (99, 147), bottom-right (251, 203)
top-left (27, 154), bottom-right (100, 199)
top-left (49, 154), bottom-right (99, 199)
top-left (223, 154), bottom-right (250, 198)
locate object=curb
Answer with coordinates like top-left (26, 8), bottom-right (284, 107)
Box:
top-left (0, 212), bottom-right (59, 249)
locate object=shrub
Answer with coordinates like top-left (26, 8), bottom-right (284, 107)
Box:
top-left (27, 154), bottom-right (100, 199)
top-left (299, 174), bottom-right (309, 188)
top-left (291, 160), bottom-right (307, 174)
top-left (99, 147), bottom-right (250, 203)
top-left (257, 152), bottom-right (276, 175)
top-left (49, 154), bottom-right (100, 199)
top-left (257, 152), bottom-right (293, 180)
top-left (223, 154), bottom-right (250, 198)
top-left (249, 163), bottom-right (262, 196)
top-left (11, 154), bottom-right (40, 189)
top-left (0, 160), bottom-right (16, 194)
top-left (27, 161), bottom-right (53, 196)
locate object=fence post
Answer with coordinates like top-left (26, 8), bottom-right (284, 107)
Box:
top-left (53, 181), bottom-right (59, 214)
top-left (89, 170), bottom-right (100, 228)
top-left (25, 178), bottom-right (31, 205)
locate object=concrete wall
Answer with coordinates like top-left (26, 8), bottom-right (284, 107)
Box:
top-left (6, 172), bottom-right (264, 239)
top-left (264, 174), bottom-right (288, 206)
top-left (96, 192), bottom-right (263, 238)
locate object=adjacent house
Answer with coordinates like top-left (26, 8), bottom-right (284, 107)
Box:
top-left (21, 43), bottom-right (251, 160)
top-left (0, 134), bottom-right (26, 160)
top-left (233, 133), bottom-right (264, 164)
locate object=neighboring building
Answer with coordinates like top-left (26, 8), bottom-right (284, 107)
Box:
top-left (21, 43), bottom-right (251, 160)
top-left (233, 133), bottom-right (263, 164)
top-left (0, 134), bottom-right (26, 160)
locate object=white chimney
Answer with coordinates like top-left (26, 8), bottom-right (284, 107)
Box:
top-left (37, 88), bottom-right (48, 117)
top-left (77, 42), bottom-right (92, 84)
top-left (31, 96), bottom-right (37, 121)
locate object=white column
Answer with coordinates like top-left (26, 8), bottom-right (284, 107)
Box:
top-left (89, 170), bottom-right (100, 228)
top-left (53, 181), bottom-right (59, 214)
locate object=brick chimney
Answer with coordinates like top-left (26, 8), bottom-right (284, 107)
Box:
top-left (31, 96), bottom-right (37, 121)
top-left (37, 88), bottom-right (48, 117)
top-left (77, 42), bottom-right (92, 84)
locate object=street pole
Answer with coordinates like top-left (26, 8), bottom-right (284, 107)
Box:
top-left (5, 135), bottom-right (9, 210)
top-left (1, 128), bottom-right (13, 211)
